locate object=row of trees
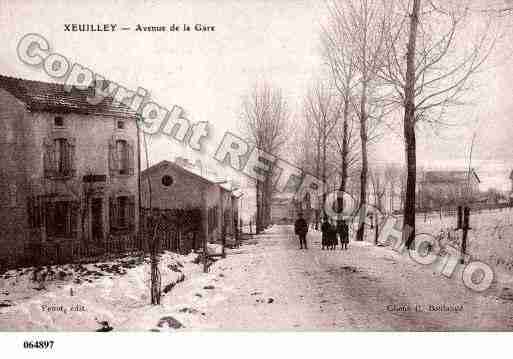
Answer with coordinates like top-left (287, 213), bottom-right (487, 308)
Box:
top-left (297, 0), bottom-right (499, 245)
top-left (240, 83), bottom-right (289, 233)
top-left (239, 0), bottom-right (502, 242)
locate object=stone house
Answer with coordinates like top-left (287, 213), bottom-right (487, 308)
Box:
top-left (140, 160), bottom-right (238, 252)
top-left (417, 169), bottom-right (480, 210)
top-left (0, 74), bottom-right (139, 267)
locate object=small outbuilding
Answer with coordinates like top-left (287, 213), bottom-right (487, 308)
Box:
top-left (140, 160), bottom-right (238, 254)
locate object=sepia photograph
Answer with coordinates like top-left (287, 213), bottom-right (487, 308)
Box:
top-left (1, 0), bottom-right (513, 355)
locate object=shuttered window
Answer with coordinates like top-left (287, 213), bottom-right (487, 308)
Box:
top-left (109, 195), bottom-right (135, 232)
top-left (109, 137), bottom-right (134, 176)
top-left (44, 200), bottom-right (79, 238)
top-left (55, 138), bottom-right (70, 174)
top-left (116, 140), bottom-right (129, 175)
top-left (43, 137), bottom-right (76, 178)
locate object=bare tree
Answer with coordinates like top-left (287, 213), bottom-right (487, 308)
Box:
top-left (142, 131), bottom-right (161, 305)
top-left (332, 118), bottom-right (361, 196)
top-left (369, 166), bottom-right (387, 213)
top-left (303, 80), bottom-right (343, 221)
top-left (379, 0), bottom-right (496, 248)
top-left (322, 15), bottom-right (360, 217)
top-left (240, 82), bottom-right (289, 233)
top-left (324, 0), bottom-right (390, 241)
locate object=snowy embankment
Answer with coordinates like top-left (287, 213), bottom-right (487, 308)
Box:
top-left (0, 251), bottom-right (203, 331)
top-left (326, 208), bottom-right (513, 286)
top-left (384, 208), bottom-right (513, 289)
top-left (415, 208), bottom-right (513, 275)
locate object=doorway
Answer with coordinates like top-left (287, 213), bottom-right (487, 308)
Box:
top-left (91, 198), bottom-right (103, 240)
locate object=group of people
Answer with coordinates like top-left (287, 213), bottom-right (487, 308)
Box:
top-left (294, 213), bottom-right (350, 250)
top-left (321, 218), bottom-right (349, 250)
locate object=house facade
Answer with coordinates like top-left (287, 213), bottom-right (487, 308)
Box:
top-left (0, 75), bottom-right (139, 267)
top-left (270, 194), bottom-right (301, 224)
top-left (417, 169), bottom-right (480, 210)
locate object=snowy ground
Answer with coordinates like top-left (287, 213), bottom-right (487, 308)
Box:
top-left (0, 252), bottom-right (196, 331)
top-left (1, 224), bottom-right (513, 330)
top-left (177, 225), bottom-right (513, 330)
top-left (415, 208), bottom-right (513, 277)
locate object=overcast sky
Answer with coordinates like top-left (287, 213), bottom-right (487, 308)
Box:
top-left (1, 0), bottom-right (512, 191)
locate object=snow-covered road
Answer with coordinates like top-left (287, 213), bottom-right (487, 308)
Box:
top-left (2, 224), bottom-right (512, 331)
top-left (174, 225), bottom-right (513, 330)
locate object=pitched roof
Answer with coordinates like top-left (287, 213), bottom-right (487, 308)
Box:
top-left (141, 160), bottom-right (227, 188)
top-left (0, 74), bottom-right (138, 119)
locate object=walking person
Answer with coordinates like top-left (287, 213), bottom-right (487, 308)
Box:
top-left (328, 220), bottom-right (338, 250)
top-left (336, 220), bottom-right (344, 250)
top-left (294, 212), bottom-right (309, 250)
top-left (321, 217), bottom-right (330, 250)
top-left (339, 219), bottom-right (349, 250)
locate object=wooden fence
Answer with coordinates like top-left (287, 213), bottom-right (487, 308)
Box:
top-left (0, 208), bottom-right (203, 271)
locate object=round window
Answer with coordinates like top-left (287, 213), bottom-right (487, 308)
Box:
top-left (162, 175), bottom-right (174, 187)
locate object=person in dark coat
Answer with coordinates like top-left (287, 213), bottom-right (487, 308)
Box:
top-left (321, 217), bottom-right (330, 250)
top-left (294, 212), bottom-right (309, 250)
top-left (338, 219), bottom-right (349, 250)
top-left (328, 221), bottom-right (338, 250)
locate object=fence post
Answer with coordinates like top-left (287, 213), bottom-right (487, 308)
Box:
top-left (461, 206), bottom-right (470, 264)
top-left (374, 214), bottom-right (379, 245)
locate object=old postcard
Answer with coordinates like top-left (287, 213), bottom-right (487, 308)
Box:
top-left (1, 1), bottom-right (513, 348)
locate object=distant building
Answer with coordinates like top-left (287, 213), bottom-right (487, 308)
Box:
top-left (418, 169), bottom-right (480, 209)
top-left (0, 74), bottom-right (139, 267)
top-left (270, 192), bottom-right (312, 224)
top-left (270, 196), bottom-right (296, 224)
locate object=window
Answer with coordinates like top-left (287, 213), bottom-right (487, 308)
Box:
top-left (43, 137), bottom-right (75, 178)
top-left (109, 137), bottom-right (133, 177)
top-left (117, 196), bottom-right (129, 228)
top-left (91, 198), bottom-right (103, 240)
top-left (116, 140), bottom-right (129, 175)
top-left (54, 116), bottom-right (64, 127)
top-left (55, 138), bottom-right (71, 175)
top-left (110, 195), bottom-right (135, 232)
top-left (162, 175), bottom-right (174, 187)
top-left (45, 200), bottom-right (78, 238)
top-left (117, 120), bottom-right (125, 129)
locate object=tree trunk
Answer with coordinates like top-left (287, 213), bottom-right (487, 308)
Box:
top-left (356, 82), bottom-right (368, 242)
top-left (336, 97), bottom-right (350, 217)
top-left (264, 168), bottom-right (273, 227)
top-left (322, 128), bottom-right (327, 220)
top-left (403, 0), bottom-right (421, 249)
top-left (256, 181), bottom-right (262, 234)
top-left (315, 137), bottom-right (321, 229)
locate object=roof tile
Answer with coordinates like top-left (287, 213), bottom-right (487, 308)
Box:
top-left (0, 74), bottom-right (138, 120)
